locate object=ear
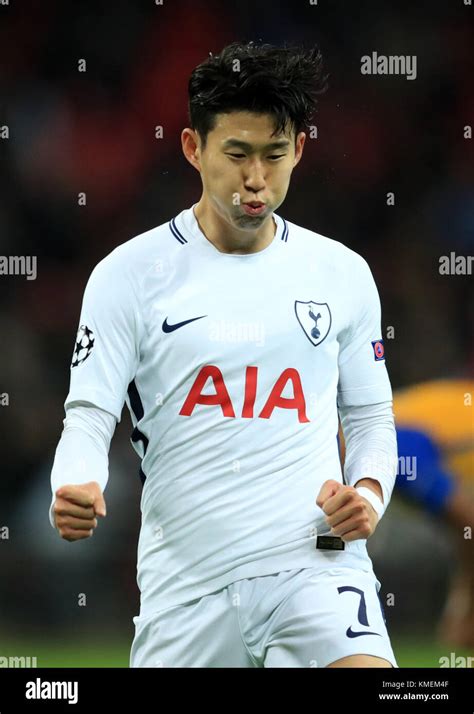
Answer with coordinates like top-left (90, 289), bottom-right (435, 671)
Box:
top-left (293, 131), bottom-right (306, 167)
top-left (181, 128), bottom-right (202, 172)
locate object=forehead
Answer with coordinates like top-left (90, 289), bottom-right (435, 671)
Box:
top-left (208, 111), bottom-right (294, 147)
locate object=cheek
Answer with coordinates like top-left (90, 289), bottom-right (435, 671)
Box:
top-left (271, 165), bottom-right (291, 193)
top-left (209, 158), bottom-right (234, 184)
top-left (280, 159), bottom-right (294, 177)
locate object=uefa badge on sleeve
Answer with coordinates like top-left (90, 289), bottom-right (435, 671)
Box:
top-left (71, 324), bottom-right (95, 368)
top-left (371, 339), bottom-right (385, 361)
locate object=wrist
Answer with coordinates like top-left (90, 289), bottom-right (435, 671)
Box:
top-left (355, 477), bottom-right (383, 501)
top-left (355, 485), bottom-right (385, 520)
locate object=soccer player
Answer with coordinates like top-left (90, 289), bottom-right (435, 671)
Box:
top-left (393, 378), bottom-right (474, 649)
top-left (50, 42), bottom-right (399, 668)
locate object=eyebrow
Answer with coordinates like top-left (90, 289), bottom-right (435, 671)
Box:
top-left (221, 139), bottom-right (291, 151)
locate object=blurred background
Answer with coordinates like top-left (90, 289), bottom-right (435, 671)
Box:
top-left (0, 0), bottom-right (472, 667)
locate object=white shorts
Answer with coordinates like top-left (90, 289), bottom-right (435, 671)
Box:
top-left (130, 566), bottom-right (398, 668)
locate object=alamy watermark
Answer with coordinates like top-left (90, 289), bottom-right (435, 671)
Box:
top-left (439, 252), bottom-right (473, 275)
top-left (360, 453), bottom-right (417, 480)
top-left (0, 256), bottom-right (37, 280)
top-left (0, 655), bottom-right (37, 667)
top-left (361, 52), bottom-right (417, 81)
top-left (208, 319), bottom-right (265, 346)
top-left (439, 652), bottom-right (474, 668)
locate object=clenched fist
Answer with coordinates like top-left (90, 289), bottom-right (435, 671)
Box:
top-left (316, 479), bottom-right (379, 543)
top-left (53, 481), bottom-right (106, 542)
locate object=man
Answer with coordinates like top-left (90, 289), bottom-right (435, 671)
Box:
top-left (393, 378), bottom-right (474, 649)
top-left (50, 41), bottom-right (398, 668)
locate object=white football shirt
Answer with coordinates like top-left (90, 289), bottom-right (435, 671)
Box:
top-left (65, 204), bottom-right (393, 616)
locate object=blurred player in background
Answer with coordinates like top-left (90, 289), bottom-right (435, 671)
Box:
top-left (394, 378), bottom-right (474, 650)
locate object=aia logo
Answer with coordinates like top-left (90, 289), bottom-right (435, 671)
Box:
top-left (179, 366), bottom-right (310, 423)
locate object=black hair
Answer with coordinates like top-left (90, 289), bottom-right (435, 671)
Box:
top-left (188, 41), bottom-right (328, 150)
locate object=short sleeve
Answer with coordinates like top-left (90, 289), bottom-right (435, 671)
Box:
top-left (65, 251), bottom-right (142, 421)
top-left (337, 255), bottom-right (392, 407)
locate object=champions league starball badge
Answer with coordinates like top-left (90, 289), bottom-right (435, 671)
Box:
top-left (71, 324), bottom-right (95, 368)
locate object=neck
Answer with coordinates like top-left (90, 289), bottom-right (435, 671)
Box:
top-left (193, 197), bottom-right (276, 255)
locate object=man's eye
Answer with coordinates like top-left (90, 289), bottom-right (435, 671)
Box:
top-left (225, 153), bottom-right (286, 160)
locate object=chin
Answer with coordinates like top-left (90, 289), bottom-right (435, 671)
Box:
top-left (236, 214), bottom-right (267, 229)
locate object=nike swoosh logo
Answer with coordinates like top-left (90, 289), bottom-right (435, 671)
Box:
top-left (346, 627), bottom-right (381, 638)
top-left (162, 315), bottom-right (207, 333)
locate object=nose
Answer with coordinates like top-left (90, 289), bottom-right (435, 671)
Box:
top-left (243, 159), bottom-right (266, 194)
